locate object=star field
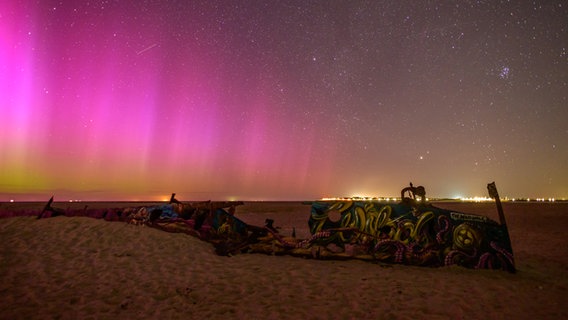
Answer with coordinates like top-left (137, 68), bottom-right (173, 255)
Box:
top-left (1, 1), bottom-right (567, 200)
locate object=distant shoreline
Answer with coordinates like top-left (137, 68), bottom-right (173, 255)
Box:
top-left (1, 199), bottom-right (566, 204)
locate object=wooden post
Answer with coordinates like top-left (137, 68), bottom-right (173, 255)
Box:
top-left (487, 182), bottom-right (506, 226)
top-left (487, 181), bottom-right (516, 272)
top-left (38, 196), bottom-right (55, 219)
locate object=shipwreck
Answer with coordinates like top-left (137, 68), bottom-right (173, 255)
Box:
top-left (37, 182), bottom-right (515, 272)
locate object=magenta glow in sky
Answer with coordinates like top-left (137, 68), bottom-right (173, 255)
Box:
top-left (1, 1), bottom-right (567, 201)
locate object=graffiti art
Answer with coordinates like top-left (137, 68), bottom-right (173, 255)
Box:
top-left (35, 183), bottom-right (515, 272)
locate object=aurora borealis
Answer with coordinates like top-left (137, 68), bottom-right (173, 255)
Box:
top-left (1, 1), bottom-right (567, 201)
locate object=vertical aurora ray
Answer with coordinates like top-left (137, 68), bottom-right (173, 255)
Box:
top-left (0, 2), bottom-right (52, 192)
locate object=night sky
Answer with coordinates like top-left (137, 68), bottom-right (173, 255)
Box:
top-left (1, 1), bottom-right (567, 201)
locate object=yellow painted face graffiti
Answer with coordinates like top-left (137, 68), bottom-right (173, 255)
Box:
top-left (452, 223), bottom-right (482, 252)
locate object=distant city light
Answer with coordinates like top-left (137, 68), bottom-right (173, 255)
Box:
top-left (319, 196), bottom-right (562, 202)
top-left (460, 196), bottom-right (493, 202)
top-left (321, 196), bottom-right (400, 201)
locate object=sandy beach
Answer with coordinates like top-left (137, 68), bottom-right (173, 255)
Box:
top-left (0, 201), bottom-right (566, 319)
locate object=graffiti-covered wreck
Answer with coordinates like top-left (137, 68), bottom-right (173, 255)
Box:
top-left (37, 182), bottom-right (515, 272)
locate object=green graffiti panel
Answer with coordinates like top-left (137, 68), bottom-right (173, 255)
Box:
top-left (308, 201), bottom-right (515, 271)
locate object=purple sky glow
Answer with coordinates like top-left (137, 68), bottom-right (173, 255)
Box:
top-left (1, 1), bottom-right (567, 201)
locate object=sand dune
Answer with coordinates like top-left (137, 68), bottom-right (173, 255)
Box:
top-left (0, 202), bottom-right (566, 319)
